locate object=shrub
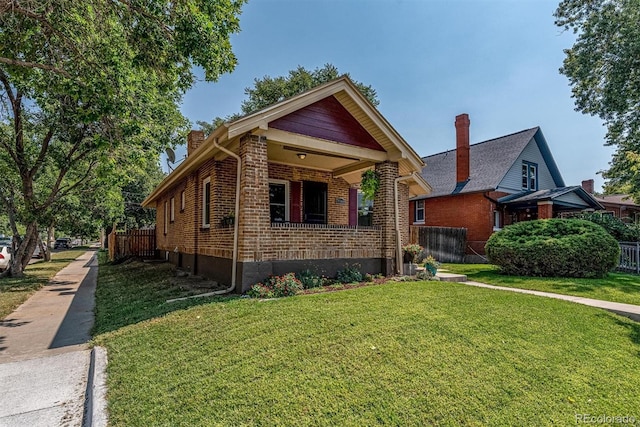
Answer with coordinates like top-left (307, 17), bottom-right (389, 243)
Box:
top-left (570, 212), bottom-right (640, 242)
top-left (336, 264), bottom-right (363, 284)
top-left (296, 269), bottom-right (324, 289)
top-left (402, 244), bottom-right (423, 263)
top-left (485, 219), bottom-right (620, 278)
top-left (247, 273), bottom-right (303, 298)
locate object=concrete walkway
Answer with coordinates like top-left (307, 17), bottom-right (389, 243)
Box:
top-left (464, 280), bottom-right (640, 322)
top-left (436, 270), bottom-right (640, 322)
top-left (0, 249), bottom-right (104, 427)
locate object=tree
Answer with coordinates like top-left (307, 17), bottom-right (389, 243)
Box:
top-left (0, 0), bottom-right (246, 277)
top-left (554, 0), bottom-right (640, 201)
top-left (198, 64), bottom-right (379, 135)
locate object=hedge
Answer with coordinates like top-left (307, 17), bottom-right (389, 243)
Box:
top-left (485, 219), bottom-right (620, 278)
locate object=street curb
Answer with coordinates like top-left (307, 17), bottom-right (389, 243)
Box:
top-left (83, 346), bottom-right (108, 427)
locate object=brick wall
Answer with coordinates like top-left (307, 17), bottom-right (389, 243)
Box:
top-left (412, 191), bottom-right (507, 255)
top-left (265, 224), bottom-right (381, 261)
top-left (155, 136), bottom-right (405, 282)
top-left (237, 134), bottom-right (270, 262)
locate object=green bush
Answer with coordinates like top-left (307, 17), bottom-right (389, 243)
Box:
top-left (485, 219), bottom-right (620, 278)
top-left (296, 269), bottom-right (324, 289)
top-left (570, 212), bottom-right (640, 242)
top-left (336, 264), bottom-right (363, 284)
top-left (247, 273), bottom-right (303, 298)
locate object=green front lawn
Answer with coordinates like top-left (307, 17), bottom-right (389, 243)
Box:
top-left (94, 260), bottom-right (640, 426)
top-left (442, 263), bottom-right (640, 306)
top-left (0, 248), bottom-right (89, 319)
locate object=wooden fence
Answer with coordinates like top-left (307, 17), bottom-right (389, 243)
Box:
top-left (618, 242), bottom-right (640, 274)
top-left (108, 228), bottom-right (156, 261)
top-left (410, 226), bottom-right (467, 263)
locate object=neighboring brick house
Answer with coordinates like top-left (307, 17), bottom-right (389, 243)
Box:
top-left (581, 179), bottom-right (640, 223)
top-left (142, 77), bottom-right (431, 292)
top-left (409, 114), bottom-right (603, 257)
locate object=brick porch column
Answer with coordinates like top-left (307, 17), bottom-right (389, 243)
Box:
top-left (237, 134), bottom-right (271, 289)
top-left (373, 161), bottom-right (399, 275)
top-left (538, 200), bottom-right (553, 219)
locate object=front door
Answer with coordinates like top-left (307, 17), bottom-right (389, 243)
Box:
top-left (303, 181), bottom-right (327, 224)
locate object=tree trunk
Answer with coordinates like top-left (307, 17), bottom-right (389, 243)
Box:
top-left (9, 222), bottom-right (38, 277)
top-left (38, 234), bottom-right (51, 262)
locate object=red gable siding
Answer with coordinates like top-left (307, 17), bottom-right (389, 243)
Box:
top-left (269, 96), bottom-right (385, 151)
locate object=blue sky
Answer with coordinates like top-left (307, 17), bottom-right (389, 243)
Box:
top-left (178, 0), bottom-right (612, 191)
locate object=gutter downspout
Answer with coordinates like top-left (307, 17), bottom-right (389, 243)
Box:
top-left (167, 137), bottom-right (242, 303)
top-left (210, 137), bottom-right (242, 294)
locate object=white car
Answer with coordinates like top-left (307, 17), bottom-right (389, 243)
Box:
top-left (0, 245), bottom-right (11, 272)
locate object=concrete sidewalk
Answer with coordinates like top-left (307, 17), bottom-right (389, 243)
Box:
top-left (0, 249), bottom-right (103, 427)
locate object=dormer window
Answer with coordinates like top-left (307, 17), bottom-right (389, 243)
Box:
top-left (522, 162), bottom-right (538, 191)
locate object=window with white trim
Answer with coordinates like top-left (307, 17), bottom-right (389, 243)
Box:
top-left (202, 177), bottom-right (211, 228)
top-left (180, 191), bottom-right (185, 212)
top-left (415, 200), bottom-right (425, 223)
top-left (522, 161), bottom-right (538, 191)
top-left (493, 210), bottom-right (501, 231)
top-left (170, 197), bottom-right (175, 222)
top-left (269, 179), bottom-right (289, 222)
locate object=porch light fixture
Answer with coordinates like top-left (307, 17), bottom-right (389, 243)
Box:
top-left (297, 153), bottom-right (307, 160)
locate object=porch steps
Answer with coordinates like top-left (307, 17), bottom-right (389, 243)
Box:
top-left (435, 271), bottom-right (468, 283)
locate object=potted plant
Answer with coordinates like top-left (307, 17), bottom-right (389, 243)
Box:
top-left (220, 211), bottom-right (235, 227)
top-left (402, 243), bottom-right (423, 275)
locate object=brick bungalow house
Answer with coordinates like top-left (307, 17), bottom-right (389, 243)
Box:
top-left (142, 77), bottom-right (431, 292)
top-left (409, 114), bottom-right (603, 258)
top-left (581, 179), bottom-right (640, 223)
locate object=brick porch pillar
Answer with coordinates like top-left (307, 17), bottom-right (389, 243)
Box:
top-left (237, 134), bottom-right (271, 290)
top-left (538, 201), bottom-right (553, 219)
top-left (373, 161), bottom-right (399, 275)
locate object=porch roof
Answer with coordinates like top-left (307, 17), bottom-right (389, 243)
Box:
top-left (143, 77), bottom-right (431, 207)
top-left (498, 186), bottom-right (604, 210)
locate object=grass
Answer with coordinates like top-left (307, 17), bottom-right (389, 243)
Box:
top-left (0, 248), bottom-right (88, 319)
top-left (92, 251), bottom-right (234, 335)
top-left (94, 259), bottom-right (640, 426)
top-left (442, 263), bottom-right (640, 306)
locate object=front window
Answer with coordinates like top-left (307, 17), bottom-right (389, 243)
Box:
top-left (202, 177), bottom-right (211, 228)
top-left (522, 162), bottom-right (538, 191)
top-left (170, 197), bottom-right (175, 222)
top-left (269, 180), bottom-right (290, 222)
top-left (180, 191), bottom-right (185, 212)
top-left (415, 200), bottom-right (425, 223)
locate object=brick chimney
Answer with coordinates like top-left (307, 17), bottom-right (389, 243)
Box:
top-left (187, 130), bottom-right (205, 156)
top-left (581, 179), bottom-right (594, 194)
top-left (455, 114), bottom-right (470, 183)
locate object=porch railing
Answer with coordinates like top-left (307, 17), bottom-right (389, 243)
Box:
top-left (618, 242), bottom-right (640, 274)
top-left (271, 222), bottom-right (379, 230)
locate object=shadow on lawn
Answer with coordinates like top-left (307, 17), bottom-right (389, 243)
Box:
top-left (611, 315), bottom-right (640, 356)
top-left (93, 256), bottom-right (239, 336)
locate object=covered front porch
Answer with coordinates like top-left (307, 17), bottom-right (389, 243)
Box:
top-left (202, 77), bottom-right (431, 291)
top-left (498, 186), bottom-right (604, 225)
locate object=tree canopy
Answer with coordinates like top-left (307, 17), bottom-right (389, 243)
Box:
top-left (198, 64), bottom-right (379, 135)
top-left (555, 0), bottom-right (640, 200)
top-left (0, 0), bottom-right (246, 276)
